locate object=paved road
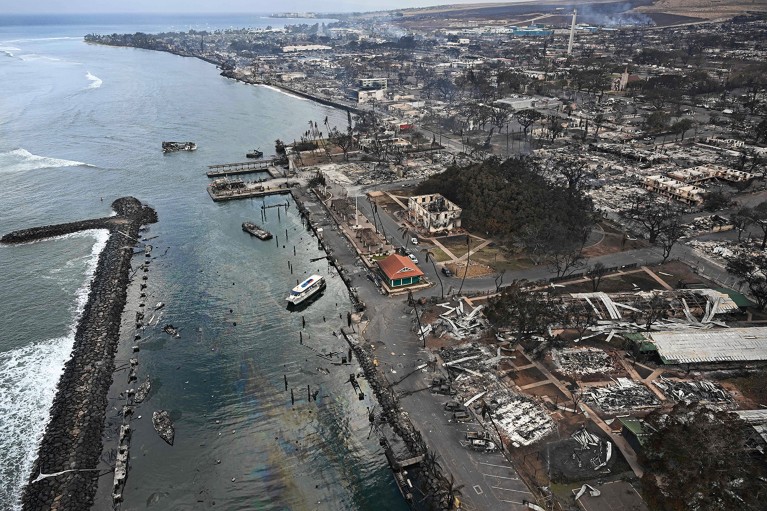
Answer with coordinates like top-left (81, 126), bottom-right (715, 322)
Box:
top-left (354, 193), bottom-right (739, 296)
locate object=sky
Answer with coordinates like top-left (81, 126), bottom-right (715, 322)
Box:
top-left (0, 0), bottom-right (515, 14)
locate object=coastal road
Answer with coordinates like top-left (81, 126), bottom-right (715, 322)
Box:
top-left (299, 191), bottom-right (539, 510)
top-left (362, 298), bottom-right (533, 511)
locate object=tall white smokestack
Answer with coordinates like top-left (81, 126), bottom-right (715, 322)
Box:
top-left (568, 9), bottom-right (577, 55)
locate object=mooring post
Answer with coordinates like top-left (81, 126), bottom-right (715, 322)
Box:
top-left (302, 316), bottom-right (306, 328)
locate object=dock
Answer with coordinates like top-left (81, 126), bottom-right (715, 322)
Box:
top-left (207, 177), bottom-right (299, 202)
top-left (206, 160), bottom-right (284, 178)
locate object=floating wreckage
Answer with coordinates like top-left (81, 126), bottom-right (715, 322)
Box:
top-left (162, 141), bottom-right (196, 153)
top-left (163, 324), bottom-right (179, 337)
top-left (135, 378), bottom-right (151, 404)
top-left (242, 221), bottom-right (273, 240)
top-left (152, 410), bottom-right (175, 445)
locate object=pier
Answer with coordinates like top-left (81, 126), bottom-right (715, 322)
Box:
top-left (207, 177), bottom-right (300, 202)
top-left (206, 160), bottom-right (284, 178)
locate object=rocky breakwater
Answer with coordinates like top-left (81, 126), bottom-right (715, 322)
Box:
top-left (2, 197), bottom-right (157, 511)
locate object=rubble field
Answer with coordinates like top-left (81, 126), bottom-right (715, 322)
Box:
top-left (552, 348), bottom-right (618, 376)
top-left (653, 377), bottom-right (733, 404)
top-left (584, 378), bottom-right (660, 413)
top-left (486, 389), bottom-right (556, 448)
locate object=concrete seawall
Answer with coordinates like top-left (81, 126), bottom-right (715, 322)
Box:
top-left (2, 197), bottom-right (157, 511)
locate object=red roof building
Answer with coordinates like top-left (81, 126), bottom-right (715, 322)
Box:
top-left (377, 254), bottom-right (424, 288)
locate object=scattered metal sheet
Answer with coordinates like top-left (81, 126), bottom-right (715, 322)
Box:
top-left (652, 377), bottom-right (733, 403)
top-left (584, 378), bottom-right (659, 412)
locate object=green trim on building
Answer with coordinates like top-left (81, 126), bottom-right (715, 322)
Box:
top-left (387, 275), bottom-right (421, 288)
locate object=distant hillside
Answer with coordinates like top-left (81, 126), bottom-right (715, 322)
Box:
top-left (635, 0), bottom-right (767, 20)
top-left (350, 0), bottom-right (764, 25)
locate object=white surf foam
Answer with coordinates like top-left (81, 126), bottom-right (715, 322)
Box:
top-left (0, 336), bottom-right (75, 510)
top-left (0, 229), bottom-right (108, 510)
top-left (85, 71), bottom-right (102, 89)
top-left (258, 84), bottom-right (309, 101)
top-left (0, 148), bottom-right (95, 174)
top-left (4, 37), bottom-right (81, 44)
top-left (0, 45), bottom-right (20, 58)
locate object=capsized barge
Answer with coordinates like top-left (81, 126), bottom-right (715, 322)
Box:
top-left (162, 141), bottom-right (197, 153)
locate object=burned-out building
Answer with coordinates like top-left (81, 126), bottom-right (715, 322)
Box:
top-left (407, 194), bottom-right (462, 233)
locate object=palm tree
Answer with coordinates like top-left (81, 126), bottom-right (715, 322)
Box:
top-left (457, 235), bottom-right (471, 296)
top-left (479, 399), bottom-right (505, 453)
top-left (422, 249), bottom-right (444, 299)
top-left (438, 473), bottom-right (464, 509)
top-left (408, 289), bottom-right (426, 348)
top-left (398, 225), bottom-right (411, 252)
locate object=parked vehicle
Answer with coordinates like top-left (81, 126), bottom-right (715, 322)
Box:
top-left (444, 401), bottom-right (462, 411)
top-left (441, 267), bottom-right (453, 277)
top-left (408, 254), bottom-right (418, 264)
top-left (465, 431), bottom-right (490, 441)
top-left (453, 411), bottom-right (470, 422)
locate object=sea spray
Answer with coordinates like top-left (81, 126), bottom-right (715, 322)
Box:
top-left (0, 148), bottom-right (95, 174)
top-left (0, 230), bottom-right (108, 511)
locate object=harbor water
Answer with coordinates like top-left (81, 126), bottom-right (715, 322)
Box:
top-left (0, 14), bottom-right (408, 510)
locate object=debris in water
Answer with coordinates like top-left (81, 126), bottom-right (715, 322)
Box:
top-left (135, 378), bottom-right (151, 404)
top-left (152, 410), bottom-right (175, 445)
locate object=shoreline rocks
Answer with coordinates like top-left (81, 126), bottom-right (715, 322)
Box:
top-left (2, 197), bottom-right (158, 511)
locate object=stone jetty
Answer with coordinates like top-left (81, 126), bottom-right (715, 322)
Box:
top-left (2, 197), bottom-right (157, 511)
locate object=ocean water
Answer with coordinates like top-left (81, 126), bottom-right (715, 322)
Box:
top-left (0, 14), bottom-right (407, 511)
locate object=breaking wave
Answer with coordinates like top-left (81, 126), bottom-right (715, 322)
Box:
top-left (0, 229), bottom-right (108, 511)
top-left (259, 84), bottom-right (308, 101)
top-left (86, 71), bottom-right (102, 89)
top-left (0, 148), bottom-right (95, 174)
top-left (0, 45), bottom-right (20, 58)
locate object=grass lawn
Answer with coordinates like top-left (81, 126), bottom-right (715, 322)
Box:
top-left (582, 220), bottom-right (649, 258)
top-left (422, 246), bottom-right (451, 263)
top-left (470, 245), bottom-right (534, 272)
top-left (437, 234), bottom-right (472, 258)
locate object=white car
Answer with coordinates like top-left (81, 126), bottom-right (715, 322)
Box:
top-left (408, 254), bottom-right (418, 264)
top-left (411, 237), bottom-right (419, 245)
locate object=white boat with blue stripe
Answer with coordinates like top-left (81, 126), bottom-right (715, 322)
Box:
top-left (286, 274), bottom-right (326, 305)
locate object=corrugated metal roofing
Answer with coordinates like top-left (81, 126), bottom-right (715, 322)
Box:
top-left (650, 327), bottom-right (767, 364)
